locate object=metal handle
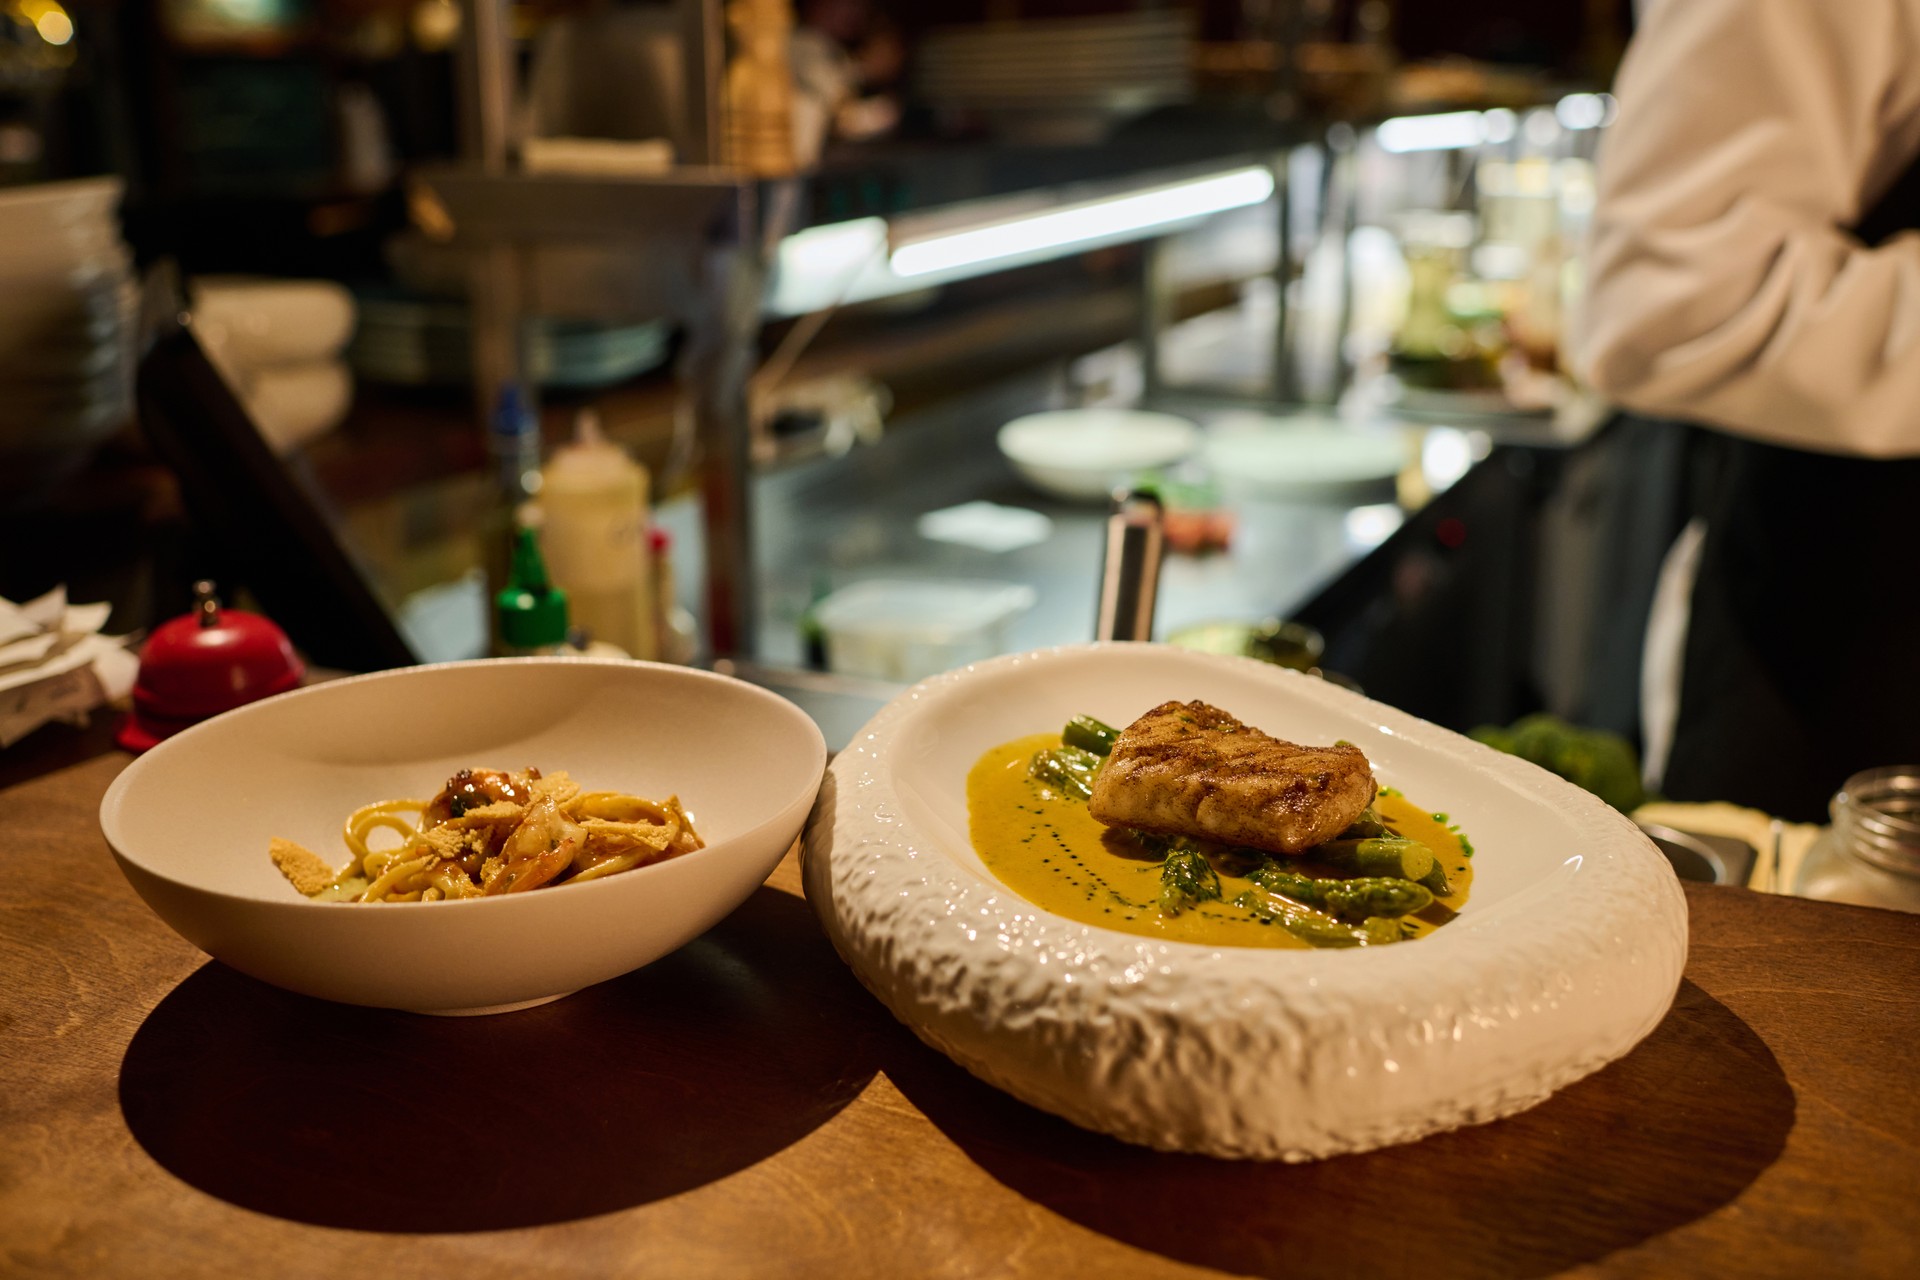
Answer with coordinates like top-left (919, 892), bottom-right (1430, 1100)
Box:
top-left (193, 580), bottom-right (221, 629)
top-left (1095, 489), bottom-right (1165, 642)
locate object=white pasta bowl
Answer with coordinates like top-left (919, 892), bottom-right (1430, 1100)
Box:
top-left (101, 659), bottom-right (826, 1015)
top-left (803, 642), bottom-right (1687, 1159)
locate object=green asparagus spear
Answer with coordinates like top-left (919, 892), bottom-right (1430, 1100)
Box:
top-left (1026, 750), bottom-right (1087, 799)
top-left (1028, 745), bottom-right (1103, 800)
top-left (1249, 865), bottom-right (1433, 921)
top-left (1314, 836), bottom-right (1435, 883)
top-left (1229, 890), bottom-right (1386, 948)
top-left (1061, 744), bottom-right (1104, 773)
top-left (1158, 848), bottom-right (1223, 917)
top-left (1416, 861), bottom-right (1453, 897)
top-left (1342, 877), bottom-right (1432, 919)
top-left (1362, 916), bottom-right (1408, 945)
top-left (1338, 807), bottom-right (1390, 839)
top-left (1062, 714), bottom-right (1120, 757)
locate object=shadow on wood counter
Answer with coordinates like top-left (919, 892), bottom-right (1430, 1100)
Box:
top-left (883, 976), bottom-right (1792, 1278)
top-left (117, 887), bottom-right (897, 1232)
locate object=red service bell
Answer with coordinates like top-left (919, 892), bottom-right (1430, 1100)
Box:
top-left (117, 581), bottom-right (304, 753)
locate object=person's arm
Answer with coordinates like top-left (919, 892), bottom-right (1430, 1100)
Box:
top-left (1577, 0), bottom-right (1920, 458)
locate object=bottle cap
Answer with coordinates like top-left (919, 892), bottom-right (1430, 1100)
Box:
top-left (489, 383), bottom-right (531, 439)
top-left (543, 407), bottom-right (644, 497)
top-left (496, 525), bottom-right (570, 649)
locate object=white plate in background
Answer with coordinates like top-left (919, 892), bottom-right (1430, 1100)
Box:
top-left (997, 408), bottom-right (1199, 502)
top-left (1202, 412), bottom-right (1409, 500)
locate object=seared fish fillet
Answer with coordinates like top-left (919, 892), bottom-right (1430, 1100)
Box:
top-left (1087, 700), bottom-right (1375, 855)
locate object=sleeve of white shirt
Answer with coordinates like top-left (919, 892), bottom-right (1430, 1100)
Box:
top-left (1577, 0), bottom-right (1920, 458)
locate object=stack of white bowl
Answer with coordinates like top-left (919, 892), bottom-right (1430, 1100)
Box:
top-left (0, 178), bottom-right (137, 500)
top-left (916, 11), bottom-right (1193, 143)
top-left (191, 277), bottom-right (357, 455)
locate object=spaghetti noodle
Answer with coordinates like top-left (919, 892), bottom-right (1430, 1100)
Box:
top-left (269, 766), bottom-right (703, 903)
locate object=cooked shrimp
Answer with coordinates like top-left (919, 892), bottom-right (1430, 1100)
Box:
top-left (423, 766), bottom-right (542, 827)
top-left (482, 794), bottom-right (584, 895)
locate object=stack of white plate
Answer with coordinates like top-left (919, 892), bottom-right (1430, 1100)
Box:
top-left (348, 295), bottom-right (670, 391)
top-left (917, 12), bottom-right (1193, 142)
top-left (0, 178), bottom-right (137, 499)
top-left (192, 277), bottom-right (358, 455)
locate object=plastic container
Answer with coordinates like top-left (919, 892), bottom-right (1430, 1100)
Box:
top-left (813, 579), bottom-right (1036, 683)
top-left (1793, 766), bottom-right (1920, 913)
top-left (536, 410), bottom-right (654, 658)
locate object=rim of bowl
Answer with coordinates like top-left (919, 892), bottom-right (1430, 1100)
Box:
top-left (997, 410), bottom-right (1200, 473)
top-left (997, 408), bottom-right (1199, 444)
top-left (99, 657), bottom-right (828, 912)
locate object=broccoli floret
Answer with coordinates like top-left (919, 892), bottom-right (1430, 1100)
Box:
top-left (1468, 725), bottom-right (1518, 755)
top-left (1472, 714), bottom-right (1645, 813)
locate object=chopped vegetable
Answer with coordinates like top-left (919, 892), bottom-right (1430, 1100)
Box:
top-left (1315, 836), bottom-right (1435, 883)
top-left (1337, 807), bottom-right (1390, 839)
top-left (1249, 864), bottom-right (1433, 921)
top-left (1028, 745), bottom-right (1103, 800)
top-left (1158, 848), bottom-right (1222, 917)
top-left (1362, 917), bottom-right (1407, 945)
top-left (1230, 889), bottom-right (1384, 948)
top-left (1062, 714), bottom-right (1120, 757)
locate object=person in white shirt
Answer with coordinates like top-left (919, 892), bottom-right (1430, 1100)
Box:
top-left (1577, 0), bottom-right (1920, 820)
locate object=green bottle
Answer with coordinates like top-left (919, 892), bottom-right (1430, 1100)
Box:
top-left (495, 525), bottom-right (573, 656)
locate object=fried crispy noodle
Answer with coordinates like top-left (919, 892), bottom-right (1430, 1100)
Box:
top-left (268, 838), bottom-right (336, 897)
top-left (270, 766), bottom-right (703, 903)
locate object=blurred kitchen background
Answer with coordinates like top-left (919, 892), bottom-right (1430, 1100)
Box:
top-left (2, 0), bottom-right (1661, 750)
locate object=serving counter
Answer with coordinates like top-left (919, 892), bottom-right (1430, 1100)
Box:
top-left (5, 718), bottom-right (1917, 1278)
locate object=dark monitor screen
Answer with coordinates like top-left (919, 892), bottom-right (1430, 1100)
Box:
top-left (135, 314), bottom-right (419, 673)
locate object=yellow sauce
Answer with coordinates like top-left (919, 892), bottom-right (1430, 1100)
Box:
top-left (967, 732), bottom-right (1473, 949)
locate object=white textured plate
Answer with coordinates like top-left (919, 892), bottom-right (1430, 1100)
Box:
top-left (102, 659), bottom-right (826, 1015)
top-left (803, 643), bottom-right (1686, 1159)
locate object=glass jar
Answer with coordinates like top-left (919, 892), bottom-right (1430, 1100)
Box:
top-left (1793, 767), bottom-right (1920, 913)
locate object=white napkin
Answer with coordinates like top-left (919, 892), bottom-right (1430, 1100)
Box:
top-left (0, 587), bottom-right (137, 748)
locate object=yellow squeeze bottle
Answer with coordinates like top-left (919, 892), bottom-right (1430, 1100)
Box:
top-left (536, 410), bottom-right (654, 659)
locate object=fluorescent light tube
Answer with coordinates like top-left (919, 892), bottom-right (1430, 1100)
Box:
top-left (888, 166), bottom-right (1275, 278)
top-left (1375, 112), bottom-right (1489, 154)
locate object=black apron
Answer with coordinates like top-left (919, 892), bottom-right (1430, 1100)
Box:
top-left (1661, 159), bottom-right (1920, 823)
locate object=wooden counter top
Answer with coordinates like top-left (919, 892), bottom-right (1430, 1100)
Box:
top-left (5, 722), bottom-right (1918, 1278)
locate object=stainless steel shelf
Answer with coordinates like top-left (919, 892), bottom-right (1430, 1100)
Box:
top-left (413, 165), bottom-right (753, 248)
